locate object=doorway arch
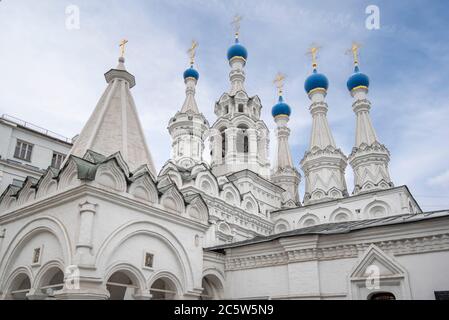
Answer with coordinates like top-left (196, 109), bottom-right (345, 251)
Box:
top-left (7, 273), bottom-right (31, 300)
top-left (368, 292), bottom-right (396, 300)
top-left (200, 274), bottom-right (224, 300)
top-left (149, 277), bottom-right (179, 300)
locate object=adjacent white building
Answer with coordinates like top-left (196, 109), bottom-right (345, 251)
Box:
top-left (0, 32), bottom-right (448, 300)
top-left (0, 115), bottom-right (72, 194)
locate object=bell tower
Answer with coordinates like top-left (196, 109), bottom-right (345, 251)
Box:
top-left (168, 41), bottom-right (209, 169)
top-left (210, 16), bottom-right (270, 178)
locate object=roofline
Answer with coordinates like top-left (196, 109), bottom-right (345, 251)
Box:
top-left (205, 210), bottom-right (449, 252)
top-left (272, 185), bottom-right (421, 214)
top-left (1, 115), bottom-right (73, 146)
top-left (226, 169), bottom-right (285, 193)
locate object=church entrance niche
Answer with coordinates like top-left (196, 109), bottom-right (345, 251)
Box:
top-left (150, 278), bottom-right (178, 300)
top-left (200, 275), bottom-right (224, 300)
top-left (8, 273), bottom-right (31, 300)
top-left (368, 292), bottom-right (396, 300)
top-left (34, 267), bottom-right (65, 299)
top-left (106, 271), bottom-right (139, 300)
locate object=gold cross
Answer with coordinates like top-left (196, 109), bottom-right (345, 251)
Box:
top-left (231, 14), bottom-right (243, 38)
top-left (119, 39), bottom-right (128, 58)
top-left (306, 44), bottom-right (321, 69)
top-left (346, 42), bottom-right (361, 65)
top-left (273, 73), bottom-right (286, 96)
top-left (187, 40), bottom-right (198, 66)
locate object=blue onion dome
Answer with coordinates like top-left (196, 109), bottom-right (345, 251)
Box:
top-left (347, 65), bottom-right (369, 91)
top-left (304, 69), bottom-right (329, 94)
top-left (227, 39), bottom-right (248, 61)
top-left (183, 66), bottom-right (199, 80)
top-left (272, 96), bottom-right (291, 117)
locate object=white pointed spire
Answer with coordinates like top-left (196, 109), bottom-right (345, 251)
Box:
top-left (181, 74), bottom-right (200, 114)
top-left (270, 75), bottom-right (300, 206)
top-left (66, 48), bottom-right (156, 175)
top-left (346, 46), bottom-right (393, 194)
top-left (167, 42), bottom-right (209, 168)
top-left (301, 49), bottom-right (348, 204)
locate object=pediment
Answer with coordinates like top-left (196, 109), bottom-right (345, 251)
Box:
top-left (350, 245), bottom-right (406, 279)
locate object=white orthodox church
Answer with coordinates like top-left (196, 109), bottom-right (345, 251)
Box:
top-left (0, 28), bottom-right (448, 300)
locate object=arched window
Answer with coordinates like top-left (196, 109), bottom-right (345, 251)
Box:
top-left (224, 105), bottom-right (229, 114)
top-left (369, 292), bottom-right (396, 300)
top-left (238, 104), bottom-right (244, 113)
top-left (243, 135), bottom-right (249, 153)
top-left (220, 129), bottom-right (227, 159)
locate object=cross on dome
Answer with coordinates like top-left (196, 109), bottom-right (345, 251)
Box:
top-left (187, 40), bottom-right (198, 67)
top-left (306, 44), bottom-right (321, 70)
top-left (231, 14), bottom-right (243, 39)
top-left (273, 72), bottom-right (286, 96)
top-left (119, 39), bottom-right (128, 58)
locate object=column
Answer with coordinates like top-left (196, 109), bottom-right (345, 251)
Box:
top-left (74, 200), bottom-right (97, 267)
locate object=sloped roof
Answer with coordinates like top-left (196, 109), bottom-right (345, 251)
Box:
top-left (206, 210), bottom-right (449, 252)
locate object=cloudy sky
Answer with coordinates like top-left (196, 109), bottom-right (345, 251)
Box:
top-left (1, 0), bottom-right (448, 211)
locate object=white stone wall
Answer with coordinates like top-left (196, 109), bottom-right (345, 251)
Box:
top-left (271, 186), bottom-right (421, 231)
top-left (0, 184), bottom-right (207, 299)
top-left (215, 217), bottom-right (449, 300)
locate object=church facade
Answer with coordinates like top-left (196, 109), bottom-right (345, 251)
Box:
top-left (0, 32), bottom-right (448, 300)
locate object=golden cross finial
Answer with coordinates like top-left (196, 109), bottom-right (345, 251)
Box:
top-left (346, 42), bottom-right (361, 65)
top-left (306, 44), bottom-right (321, 69)
top-left (119, 39), bottom-right (128, 58)
top-left (187, 40), bottom-right (198, 66)
top-left (231, 14), bottom-right (243, 39)
top-left (273, 72), bottom-right (286, 96)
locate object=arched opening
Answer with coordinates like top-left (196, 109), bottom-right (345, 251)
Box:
top-left (8, 273), bottom-right (31, 300)
top-left (150, 278), bottom-right (178, 300)
top-left (237, 124), bottom-right (249, 163)
top-left (37, 267), bottom-right (65, 299)
top-left (200, 275), bottom-right (224, 300)
top-left (220, 128), bottom-right (227, 160)
top-left (368, 292), bottom-right (396, 300)
top-left (238, 104), bottom-right (244, 113)
top-left (106, 271), bottom-right (139, 300)
top-left (243, 136), bottom-right (249, 154)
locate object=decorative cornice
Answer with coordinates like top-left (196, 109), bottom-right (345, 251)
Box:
top-left (223, 233), bottom-right (449, 271)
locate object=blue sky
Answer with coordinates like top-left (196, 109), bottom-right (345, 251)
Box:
top-left (1, 0), bottom-right (448, 211)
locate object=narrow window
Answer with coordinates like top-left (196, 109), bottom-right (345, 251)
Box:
top-left (144, 252), bottom-right (154, 268)
top-left (221, 131), bottom-right (226, 159)
top-left (14, 140), bottom-right (33, 162)
top-left (51, 152), bottom-right (65, 169)
top-left (238, 104), bottom-right (244, 113)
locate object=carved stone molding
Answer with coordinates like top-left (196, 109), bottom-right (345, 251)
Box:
top-left (223, 233), bottom-right (449, 271)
